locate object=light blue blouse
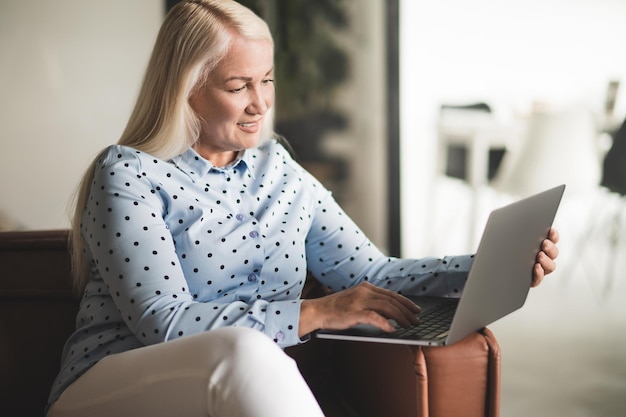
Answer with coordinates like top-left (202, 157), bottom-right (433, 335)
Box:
top-left (49, 139), bottom-right (472, 404)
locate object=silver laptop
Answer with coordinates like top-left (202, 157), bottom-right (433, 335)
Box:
top-left (316, 184), bottom-right (565, 346)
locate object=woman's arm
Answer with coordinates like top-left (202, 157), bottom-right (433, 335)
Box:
top-left (298, 169), bottom-right (560, 335)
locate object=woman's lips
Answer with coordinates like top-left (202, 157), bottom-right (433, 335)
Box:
top-left (237, 121), bottom-right (260, 133)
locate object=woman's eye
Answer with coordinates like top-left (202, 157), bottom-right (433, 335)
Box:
top-left (262, 78), bottom-right (275, 85)
top-left (229, 86), bottom-right (246, 93)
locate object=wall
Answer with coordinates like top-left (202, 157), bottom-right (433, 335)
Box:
top-left (399, 0), bottom-right (626, 256)
top-left (0, 0), bottom-right (163, 229)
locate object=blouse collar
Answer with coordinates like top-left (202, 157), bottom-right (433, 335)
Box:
top-left (169, 147), bottom-right (260, 182)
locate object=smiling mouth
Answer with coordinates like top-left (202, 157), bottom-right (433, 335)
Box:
top-left (237, 120), bottom-right (261, 133)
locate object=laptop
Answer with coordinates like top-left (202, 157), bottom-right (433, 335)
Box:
top-left (316, 184), bottom-right (565, 346)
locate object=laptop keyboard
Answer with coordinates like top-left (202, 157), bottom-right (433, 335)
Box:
top-left (392, 298), bottom-right (458, 340)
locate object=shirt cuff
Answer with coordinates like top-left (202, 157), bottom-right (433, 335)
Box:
top-left (263, 298), bottom-right (303, 348)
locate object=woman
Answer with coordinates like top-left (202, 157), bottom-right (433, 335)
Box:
top-left (47, 1), bottom-right (560, 416)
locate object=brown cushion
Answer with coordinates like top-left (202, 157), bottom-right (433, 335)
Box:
top-left (0, 230), bottom-right (79, 417)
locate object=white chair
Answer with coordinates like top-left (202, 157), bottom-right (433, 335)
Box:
top-left (491, 106), bottom-right (601, 197)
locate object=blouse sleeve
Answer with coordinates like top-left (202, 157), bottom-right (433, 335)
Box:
top-left (304, 180), bottom-right (473, 298)
top-left (83, 147), bottom-right (302, 347)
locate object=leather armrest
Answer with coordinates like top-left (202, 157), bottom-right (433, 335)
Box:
top-left (292, 274), bottom-right (501, 417)
top-left (332, 328), bottom-right (501, 417)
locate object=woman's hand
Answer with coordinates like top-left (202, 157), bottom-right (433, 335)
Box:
top-left (298, 282), bottom-right (421, 338)
top-left (531, 228), bottom-right (560, 287)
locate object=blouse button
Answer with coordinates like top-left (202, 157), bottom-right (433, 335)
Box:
top-left (275, 331), bottom-right (285, 341)
top-left (249, 231), bottom-right (259, 239)
top-left (236, 214), bottom-right (244, 221)
top-left (247, 273), bottom-right (257, 282)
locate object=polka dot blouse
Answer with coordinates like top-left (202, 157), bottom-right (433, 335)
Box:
top-left (48, 139), bottom-right (473, 405)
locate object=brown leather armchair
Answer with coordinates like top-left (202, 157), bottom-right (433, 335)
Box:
top-left (0, 230), bottom-right (500, 417)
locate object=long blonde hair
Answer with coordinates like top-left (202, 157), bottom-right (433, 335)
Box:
top-left (70, 0), bottom-right (274, 292)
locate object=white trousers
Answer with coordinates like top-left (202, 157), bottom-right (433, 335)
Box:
top-left (47, 327), bottom-right (325, 417)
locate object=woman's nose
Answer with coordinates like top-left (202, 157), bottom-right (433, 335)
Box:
top-left (246, 88), bottom-right (271, 115)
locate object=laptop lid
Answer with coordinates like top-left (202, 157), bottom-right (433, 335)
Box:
top-left (446, 183), bottom-right (565, 344)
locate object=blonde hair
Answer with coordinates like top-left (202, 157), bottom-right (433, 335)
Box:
top-left (70, 0), bottom-right (274, 292)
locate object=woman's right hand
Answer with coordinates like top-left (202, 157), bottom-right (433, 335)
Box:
top-left (298, 282), bottom-right (421, 338)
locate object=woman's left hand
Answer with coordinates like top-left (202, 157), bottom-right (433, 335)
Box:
top-left (531, 228), bottom-right (560, 287)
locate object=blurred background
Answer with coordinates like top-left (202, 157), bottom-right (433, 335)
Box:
top-left (1, 0), bottom-right (625, 415)
top-left (398, 3), bottom-right (626, 416)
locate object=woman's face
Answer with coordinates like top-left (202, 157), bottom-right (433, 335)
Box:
top-left (190, 34), bottom-right (275, 166)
